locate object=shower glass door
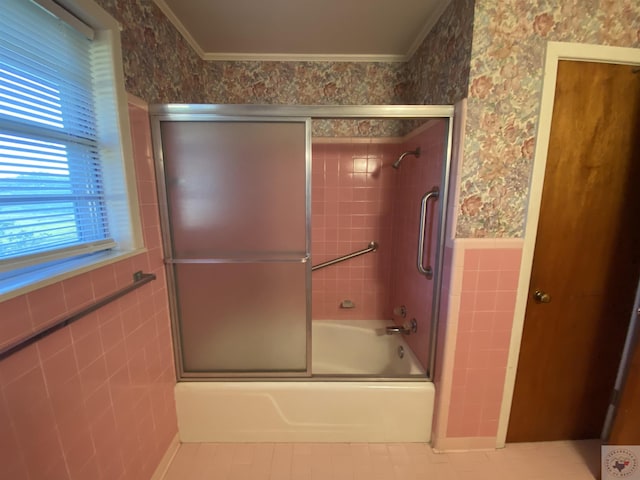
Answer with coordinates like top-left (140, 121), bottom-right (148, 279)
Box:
top-left (153, 116), bottom-right (311, 377)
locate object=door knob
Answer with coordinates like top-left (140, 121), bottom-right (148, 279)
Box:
top-left (533, 290), bottom-right (551, 303)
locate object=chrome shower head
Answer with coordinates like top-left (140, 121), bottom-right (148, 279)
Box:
top-left (392, 147), bottom-right (421, 169)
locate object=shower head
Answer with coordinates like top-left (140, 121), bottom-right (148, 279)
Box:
top-left (392, 147), bottom-right (421, 169)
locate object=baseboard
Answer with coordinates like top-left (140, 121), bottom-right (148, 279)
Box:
top-left (150, 433), bottom-right (180, 480)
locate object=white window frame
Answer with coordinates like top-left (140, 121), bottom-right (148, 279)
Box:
top-left (0, 0), bottom-right (144, 301)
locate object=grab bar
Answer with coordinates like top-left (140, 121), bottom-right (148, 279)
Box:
top-left (0, 271), bottom-right (156, 361)
top-left (417, 188), bottom-right (439, 278)
top-left (312, 241), bottom-right (378, 271)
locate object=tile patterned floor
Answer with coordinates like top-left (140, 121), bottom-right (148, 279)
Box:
top-left (162, 440), bottom-right (601, 480)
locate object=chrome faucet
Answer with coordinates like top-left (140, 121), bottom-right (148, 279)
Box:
top-left (385, 319), bottom-right (417, 335)
top-left (385, 325), bottom-right (411, 335)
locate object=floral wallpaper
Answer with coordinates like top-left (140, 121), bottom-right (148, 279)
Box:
top-left (95, 0), bottom-right (406, 107)
top-left (406, 0), bottom-right (475, 105)
top-left (97, 0), bottom-right (640, 236)
top-left (456, 0), bottom-right (640, 237)
top-left (203, 61), bottom-right (409, 137)
top-left (203, 61), bottom-right (407, 105)
top-left (312, 119), bottom-right (414, 138)
top-left (95, 0), bottom-right (408, 137)
top-left (95, 0), bottom-right (208, 103)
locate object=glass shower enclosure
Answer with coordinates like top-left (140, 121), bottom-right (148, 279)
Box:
top-left (151, 105), bottom-right (454, 381)
top-left (152, 114), bottom-right (312, 377)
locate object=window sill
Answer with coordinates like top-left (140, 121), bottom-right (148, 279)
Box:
top-left (0, 248), bottom-right (148, 303)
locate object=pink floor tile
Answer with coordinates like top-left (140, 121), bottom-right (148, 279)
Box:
top-left (161, 440), bottom-right (600, 480)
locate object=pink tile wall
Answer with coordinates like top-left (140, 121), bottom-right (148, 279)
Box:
top-left (388, 120), bottom-right (447, 370)
top-left (446, 247), bottom-right (522, 438)
top-left (0, 101), bottom-right (177, 480)
top-left (311, 141), bottom-right (399, 320)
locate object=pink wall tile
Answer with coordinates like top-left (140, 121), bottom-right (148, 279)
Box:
top-left (62, 275), bottom-right (95, 311)
top-left (0, 347), bottom-right (40, 386)
top-left (389, 121), bottom-right (447, 370)
top-left (445, 246), bottom-right (522, 439)
top-left (73, 329), bottom-right (103, 367)
top-left (90, 265), bottom-right (117, 299)
top-left (0, 100), bottom-right (177, 480)
top-left (42, 344), bottom-right (78, 386)
top-left (37, 329), bottom-right (73, 367)
top-left (27, 283), bottom-right (67, 330)
top-left (311, 140), bottom-right (398, 321)
top-left (307, 121), bottom-right (451, 368)
top-left (0, 296), bottom-right (32, 349)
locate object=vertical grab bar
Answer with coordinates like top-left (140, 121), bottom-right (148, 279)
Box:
top-left (417, 187), bottom-right (440, 278)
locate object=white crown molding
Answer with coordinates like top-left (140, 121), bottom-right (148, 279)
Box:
top-left (152, 0), bottom-right (206, 59)
top-left (152, 0), bottom-right (446, 63)
top-left (201, 52), bottom-right (406, 63)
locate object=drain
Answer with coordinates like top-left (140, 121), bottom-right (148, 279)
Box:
top-left (397, 346), bottom-right (405, 359)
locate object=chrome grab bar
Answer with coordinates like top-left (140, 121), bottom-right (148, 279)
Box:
top-left (312, 241), bottom-right (378, 272)
top-left (0, 271), bottom-right (156, 362)
top-left (417, 188), bottom-right (439, 278)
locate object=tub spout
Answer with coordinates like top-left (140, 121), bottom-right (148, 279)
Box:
top-left (385, 325), bottom-right (411, 335)
top-left (385, 319), bottom-right (418, 336)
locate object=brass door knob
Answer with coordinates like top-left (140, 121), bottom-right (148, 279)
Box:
top-left (533, 290), bottom-right (551, 303)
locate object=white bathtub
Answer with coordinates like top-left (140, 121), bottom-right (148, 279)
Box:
top-left (175, 320), bottom-right (435, 442)
top-left (312, 319), bottom-right (425, 376)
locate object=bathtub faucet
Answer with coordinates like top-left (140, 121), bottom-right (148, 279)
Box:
top-left (385, 325), bottom-right (411, 335)
top-left (385, 319), bottom-right (417, 335)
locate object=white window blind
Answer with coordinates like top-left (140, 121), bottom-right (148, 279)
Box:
top-left (0, 0), bottom-right (116, 273)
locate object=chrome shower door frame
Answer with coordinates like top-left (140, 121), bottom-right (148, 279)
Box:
top-left (150, 104), bottom-right (454, 382)
top-left (151, 110), bottom-right (312, 379)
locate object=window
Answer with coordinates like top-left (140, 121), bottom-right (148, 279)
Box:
top-left (0, 0), bottom-right (142, 296)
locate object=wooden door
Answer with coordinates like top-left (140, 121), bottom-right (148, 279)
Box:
top-left (507, 61), bottom-right (640, 442)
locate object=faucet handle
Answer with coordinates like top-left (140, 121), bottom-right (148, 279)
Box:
top-left (406, 318), bottom-right (418, 334)
top-left (393, 305), bottom-right (407, 318)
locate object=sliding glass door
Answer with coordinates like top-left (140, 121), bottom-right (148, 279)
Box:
top-left (153, 117), bottom-right (311, 377)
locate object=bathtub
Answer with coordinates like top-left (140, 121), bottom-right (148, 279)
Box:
top-left (175, 320), bottom-right (435, 442)
top-left (312, 319), bottom-right (425, 376)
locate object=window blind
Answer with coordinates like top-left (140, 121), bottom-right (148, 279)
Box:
top-left (0, 0), bottom-right (115, 273)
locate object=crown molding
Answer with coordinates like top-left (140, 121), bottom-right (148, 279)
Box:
top-left (152, 0), bottom-right (446, 64)
top-left (152, 0), bottom-right (206, 59)
top-left (200, 52), bottom-right (406, 63)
